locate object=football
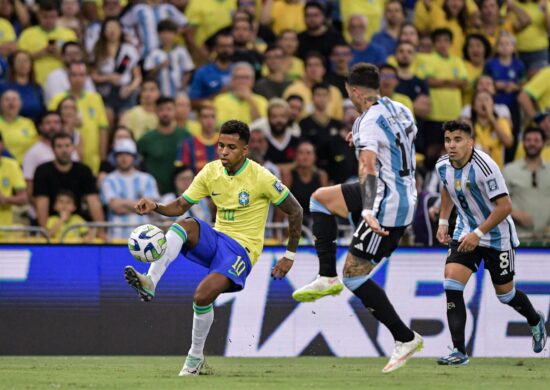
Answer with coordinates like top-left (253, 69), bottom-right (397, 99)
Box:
top-left (128, 224), bottom-right (167, 263)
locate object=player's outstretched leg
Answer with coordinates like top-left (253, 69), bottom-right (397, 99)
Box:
top-left (125, 221), bottom-right (193, 301)
top-left (495, 281), bottom-right (547, 353)
top-left (180, 273), bottom-right (232, 376)
top-left (292, 187), bottom-right (346, 302)
top-left (437, 278), bottom-right (470, 366)
top-left (342, 253), bottom-right (422, 373)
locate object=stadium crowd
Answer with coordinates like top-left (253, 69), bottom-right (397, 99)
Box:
top-left (0, 0), bottom-right (549, 243)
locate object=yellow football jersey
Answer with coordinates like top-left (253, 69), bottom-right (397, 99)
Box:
top-left (0, 156), bottom-right (26, 226)
top-left (0, 116), bottom-right (38, 164)
top-left (183, 158), bottom-right (289, 265)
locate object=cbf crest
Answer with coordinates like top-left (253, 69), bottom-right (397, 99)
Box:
top-left (238, 189), bottom-right (250, 207)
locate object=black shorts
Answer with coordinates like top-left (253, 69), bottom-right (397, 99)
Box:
top-left (446, 240), bottom-right (515, 285)
top-left (342, 181), bottom-right (406, 263)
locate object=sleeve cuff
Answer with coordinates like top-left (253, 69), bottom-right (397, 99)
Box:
top-left (182, 193), bottom-right (199, 204)
top-left (490, 193), bottom-right (508, 202)
top-left (274, 190), bottom-right (290, 206)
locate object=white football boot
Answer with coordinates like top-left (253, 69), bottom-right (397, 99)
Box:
top-left (292, 275), bottom-right (344, 302)
top-left (179, 355), bottom-right (205, 376)
top-left (382, 331), bottom-right (423, 373)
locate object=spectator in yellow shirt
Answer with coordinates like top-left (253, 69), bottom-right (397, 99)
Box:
top-left (514, 0), bottom-right (550, 76)
top-left (46, 189), bottom-right (90, 242)
top-left (429, 0), bottom-right (473, 58)
top-left (518, 65), bottom-right (550, 122)
top-left (276, 29), bottom-right (304, 81)
top-left (0, 132), bottom-right (27, 228)
top-left (472, 90), bottom-right (513, 167)
top-left (283, 51), bottom-right (344, 120)
top-left (185, 0), bottom-right (236, 47)
top-left (0, 16), bottom-right (16, 57)
top-left (476, 0), bottom-right (530, 49)
top-left (213, 62), bottom-right (268, 126)
top-left (49, 62), bottom-right (109, 175)
top-left (17, 0), bottom-right (77, 85)
top-left (0, 89), bottom-right (37, 164)
top-left (462, 33), bottom-right (492, 105)
top-left (119, 78), bottom-right (160, 141)
top-left (261, 0), bottom-right (305, 35)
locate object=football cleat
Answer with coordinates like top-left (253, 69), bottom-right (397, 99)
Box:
top-left (124, 266), bottom-right (155, 302)
top-left (179, 355), bottom-right (205, 376)
top-left (292, 275), bottom-right (344, 302)
top-left (382, 331), bottom-right (423, 373)
top-left (437, 347), bottom-right (470, 366)
top-left (531, 311), bottom-right (547, 353)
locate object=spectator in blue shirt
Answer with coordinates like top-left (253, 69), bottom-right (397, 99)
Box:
top-left (371, 0), bottom-right (406, 58)
top-left (347, 14), bottom-right (387, 66)
top-left (188, 33), bottom-right (234, 109)
top-left (0, 50), bottom-right (44, 123)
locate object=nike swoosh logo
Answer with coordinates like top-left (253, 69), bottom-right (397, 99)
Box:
top-left (211, 192), bottom-right (221, 196)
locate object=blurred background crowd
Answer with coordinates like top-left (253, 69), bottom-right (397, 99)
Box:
top-left (0, 0), bottom-right (549, 244)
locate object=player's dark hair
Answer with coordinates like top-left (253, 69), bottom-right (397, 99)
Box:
top-left (311, 82), bottom-right (330, 93)
top-left (220, 120), bottom-right (250, 144)
top-left (55, 189), bottom-right (76, 203)
top-left (156, 96), bottom-right (175, 107)
top-left (442, 120), bottom-right (473, 137)
top-left (347, 63), bottom-right (380, 89)
top-left (51, 132), bottom-right (74, 148)
top-left (523, 126), bottom-right (547, 142)
top-left (431, 28), bottom-right (453, 43)
top-left (157, 19), bottom-right (178, 33)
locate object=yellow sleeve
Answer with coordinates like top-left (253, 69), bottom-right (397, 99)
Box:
top-left (259, 167), bottom-right (289, 206)
top-left (94, 94), bottom-right (108, 128)
top-left (46, 216), bottom-right (58, 230)
top-left (413, 1), bottom-right (431, 32)
top-left (182, 164), bottom-right (211, 203)
top-left (185, 0), bottom-right (202, 26)
top-left (497, 117), bottom-right (512, 139)
top-left (17, 29), bottom-right (36, 52)
top-left (48, 93), bottom-right (64, 111)
top-left (456, 58), bottom-right (468, 80)
top-left (10, 161), bottom-right (26, 190)
top-left (0, 18), bottom-right (15, 43)
top-left (523, 68), bottom-right (550, 102)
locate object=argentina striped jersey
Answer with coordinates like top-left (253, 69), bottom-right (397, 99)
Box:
top-left (435, 149), bottom-right (520, 251)
top-left (352, 97), bottom-right (418, 227)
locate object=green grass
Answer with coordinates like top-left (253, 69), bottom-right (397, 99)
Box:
top-left (0, 357), bottom-right (548, 390)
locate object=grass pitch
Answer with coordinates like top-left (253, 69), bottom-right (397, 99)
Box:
top-left (0, 356), bottom-right (548, 390)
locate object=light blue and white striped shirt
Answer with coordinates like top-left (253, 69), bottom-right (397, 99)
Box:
top-left (352, 97), bottom-right (418, 227)
top-left (144, 46), bottom-right (194, 97)
top-left (436, 149), bottom-right (520, 251)
top-left (101, 170), bottom-right (160, 239)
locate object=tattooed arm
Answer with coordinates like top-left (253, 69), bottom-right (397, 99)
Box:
top-left (271, 192), bottom-right (303, 279)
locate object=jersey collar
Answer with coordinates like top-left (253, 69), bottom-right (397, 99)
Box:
top-left (224, 158), bottom-right (249, 176)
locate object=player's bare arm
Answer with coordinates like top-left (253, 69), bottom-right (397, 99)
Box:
top-left (358, 149), bottom-right (388, 236)
top-left (135, 197), bottom-right (193, 217)
top-left (458, 195), bottom-right (513, 252)
top-left (271, 193), bottom-right (303, 279)
top-left (437, 186), bottom-right (453, 245)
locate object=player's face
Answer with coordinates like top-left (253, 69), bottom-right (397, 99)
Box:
top-left (218, 133), bottom-right (248, 170)
top-left (444, 130), bottom-right (473, 163)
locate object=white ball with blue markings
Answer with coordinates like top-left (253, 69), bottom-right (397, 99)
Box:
top-left (128, 224), bottom-right (167, 263)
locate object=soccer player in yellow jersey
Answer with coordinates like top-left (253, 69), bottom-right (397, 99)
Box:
top-left (124, 120), bottom-right (303, 376)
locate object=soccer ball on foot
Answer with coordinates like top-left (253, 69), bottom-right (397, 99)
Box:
top-left (128, 224), bottom-right (167, 263)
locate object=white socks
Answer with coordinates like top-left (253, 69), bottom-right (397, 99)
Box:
top-left (147, 223), bottom-right (187, 287)
top-left (188, 303), bottom-right (214, 358)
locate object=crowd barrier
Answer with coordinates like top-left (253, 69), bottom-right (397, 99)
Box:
top-left (1, 245), bottom-right (549, 357)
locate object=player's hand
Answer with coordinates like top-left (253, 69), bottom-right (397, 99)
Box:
top-left (437, 225), bottom-right (451, 245)
top-left (457, 233), bottom-right (480, 252)
top-left (271, 257), bottom-right (293, 280)
top-left (364, 214), bottom-right (389, 236)
top-left (135, 198), bottom-right (156, 215)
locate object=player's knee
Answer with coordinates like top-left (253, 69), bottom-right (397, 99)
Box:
top-left (496, 286), bottom-right (516, 304)
top-left (193, 289), bottom-right (215, 307)
top-left (443, 278), bottom-right (465, 292)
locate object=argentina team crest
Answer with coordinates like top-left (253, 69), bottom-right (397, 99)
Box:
top-left (238, 190), bottom-right (250, 207)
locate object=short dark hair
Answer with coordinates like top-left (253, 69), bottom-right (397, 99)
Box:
top-left (304, 51), bottom-right (325, 67)
top-left (51, 132), bottom-right (74, 148)
top-left (431, 28), bottom-right (453, 43)
top-left (523, 126), bottom-right (547, 142)
top-left (442, 120), bottom-right (473, 136)
top-left (61, 41), bottom-right (81, 56)
top-left (39, 0), bottom-right (58, 12)
top-left (264, 44), bottom-right (282, 56)
top-left (347, 63), bottom-right (380, 89)
top-left (156, 96), bottom-right (175, 107)
top-left (311, 82), bottom-right (330, 94)
top-left (68, 61), bottom-right (86, 71)
top-left (142, 77), bottom-right (159, 88)
top-left (220, 120), bottom-right (250, 144)
top-left (379, 63), bottom-right (397, 74)
top-left (304, 1), bottom-right (326, 15)
top-left (396, 40), bottom-right (416, 51)
top-left (157, 19), bottom-right (178, 33)
top-left (286, 94), bottom-right (304, 103)
top-left (40, 111), bottom-right (60, 124)
top-left (55, 189), bottom-right (76, 203)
